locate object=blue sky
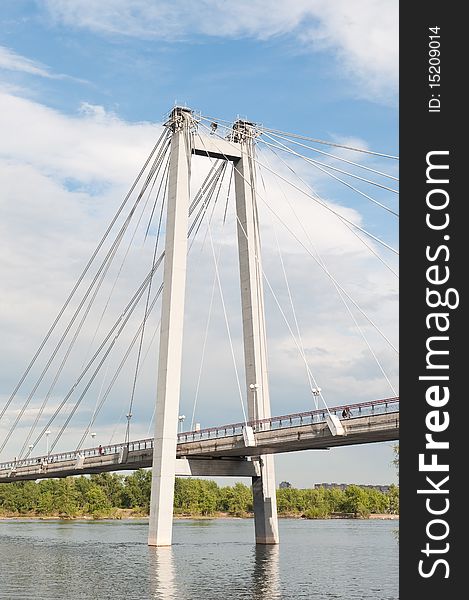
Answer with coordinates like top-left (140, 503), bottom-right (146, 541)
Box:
top-left (0, 1), bottom-right (398, 486)
top-left (2, 1), bottom-right (398, 136)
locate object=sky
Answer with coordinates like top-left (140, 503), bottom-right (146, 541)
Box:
top-left (0, 0), bottom-right (398, 486)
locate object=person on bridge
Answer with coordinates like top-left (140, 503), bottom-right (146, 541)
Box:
top-left (98, 445), bottom-right (104, 455)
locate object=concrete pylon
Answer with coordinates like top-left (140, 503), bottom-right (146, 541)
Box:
top-left (148, 107), bottom-right (193, 547)
top-left (233, 120), bottom-right (279, 544)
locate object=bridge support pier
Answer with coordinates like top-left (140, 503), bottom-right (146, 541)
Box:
top-left (251, 456), bottom-right (278, 544)
top-left (148, 107), bottom-right (193, 547)
top-left (234, 120), bottom-right (279, 545)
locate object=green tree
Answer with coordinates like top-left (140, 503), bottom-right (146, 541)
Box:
top-left (174, 478), bottom-right (201, 514)
top-left (37, 479), bottom-right (59, 514)
top-left (218, 482), bottom-right (253, 515)
top-left (85, 484), bottom-right (113, 516)
top-left (0, 481), bottom-right (20, 513)
top-left (173, 478), bottom-right (219, 515)
top-left (90, 473), bottom-right (124, 507)
top-left (277, 487), bottom-right (300, 513)
top-left (342, 485), bottom-right (370, 517)
top-left (73, 476), bottom-right (93, 511)
top-left (365, 488), bottom-right (389, 514)
top-left (0, 474), bottom-right (398, 519)
top-left (197, 480), bottom-right (218, 515)
top-left (122, 469), bottom-right (152, 511)
top-left (393, 445), bottom-right (399, 476)
top-left (387, 483), bottom-right (399, 514)
top-left (61, 479), bottom-right (79, 517)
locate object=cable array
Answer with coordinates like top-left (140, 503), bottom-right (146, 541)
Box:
top-left (1, 113), bottom-right (398, 460)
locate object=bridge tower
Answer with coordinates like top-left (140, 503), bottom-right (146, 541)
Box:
top-left (232, 119), bottom-right (279, 544)
top-left (148, 107), bottom-right (193, 546)
top-left (148, 107), bottom-right (278, 546)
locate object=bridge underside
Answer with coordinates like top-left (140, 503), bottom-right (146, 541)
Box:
top-left (0, 412), bottom-right (398, 483)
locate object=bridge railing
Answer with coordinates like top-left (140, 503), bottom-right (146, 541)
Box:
top-left (0, 397), bottom-right (399, 471)
top-left (0, 438), bottom-right (156, 472)
top-left (176, 396), bottom-right (399, 443)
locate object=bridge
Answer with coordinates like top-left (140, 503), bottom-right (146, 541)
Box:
top-left (0, 106), bottom-right (399, 547)
top-left (0, 397), bottom-right (399, 483)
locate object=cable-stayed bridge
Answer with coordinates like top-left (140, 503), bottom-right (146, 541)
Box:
top-left (0, 397), bottom-right (399, 483)
top-left (0, 107), bottom-right (399, 546)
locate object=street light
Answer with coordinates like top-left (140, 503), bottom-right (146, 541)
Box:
top-left (28, 444), bottom-right (33, 456)
top-left (178, 415), bottom-right (186, 434)
top-left (91, 432), bottom-right (96, 446)
top-left (45, 430), bottom-right (51, 455)
top-left (250, 384), bottom-right (260, 430)
top-left (311, 388), bottom-right (322, 420)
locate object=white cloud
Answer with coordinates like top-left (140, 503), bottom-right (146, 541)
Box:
top-left (296, 0), bottom-right (398, 99)
top-left (42, 0), bottom-right (398, 98)
top-left (0, 92), bottom-right (161, 185)
top-left (0, 46), bottom-right (56, 78)
top-left (0, 46), bottom-right (89, 88)
top-left (0, 91), bottom-right (398, 484)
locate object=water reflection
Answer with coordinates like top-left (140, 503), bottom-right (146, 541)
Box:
top-left (251, 545), bottom-right (281, 599)
top-left (0, 519), bottom-right (398, 599)
top-left (148, 546), bottom-right (177, 600)
top-left (148, 540), bottom-right (280, 600)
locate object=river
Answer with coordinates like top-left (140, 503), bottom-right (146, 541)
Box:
top-left (0, 518), bottom-right (398, 599)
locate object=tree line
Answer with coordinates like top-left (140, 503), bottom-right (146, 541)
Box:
top-left (0, 471), bottom-right (399, 519)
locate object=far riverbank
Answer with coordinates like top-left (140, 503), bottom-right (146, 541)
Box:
top-left (0, 472), bottom-right (399, 521)
top-left (0, 508), bottom-right (399, 521)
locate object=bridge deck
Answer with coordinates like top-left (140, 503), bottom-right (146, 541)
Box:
top-left (0, 400), bottom-right (399, 483)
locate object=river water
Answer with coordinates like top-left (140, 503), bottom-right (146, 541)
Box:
top-left (0, 518), bottom-right (398, 599)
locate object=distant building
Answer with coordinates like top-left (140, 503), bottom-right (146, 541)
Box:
top-left (279, 481), bottom-right (292, 489)
top-left (313, 483), bottom-right (391, 493)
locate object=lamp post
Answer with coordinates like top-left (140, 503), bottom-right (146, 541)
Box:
top-left (45, 430), bottom-right (51, 455)
top-left (178, 415), bottom-right (185, 434)
top-left (311, 388), bottom-right (321, 420)
top-left (91, 432), bottom-right (96, 446)
top-left (249, 383), bottom-right (259, 429)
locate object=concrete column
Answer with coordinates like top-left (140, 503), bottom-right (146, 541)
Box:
top-left (148, 108), bottom-right (193, 546)
top-left (233, 121), bottom-right (279, 544)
